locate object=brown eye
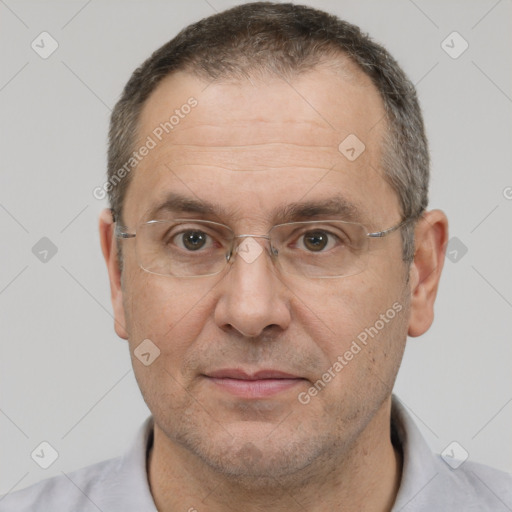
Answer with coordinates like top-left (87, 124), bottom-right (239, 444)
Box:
top-left (176, 230), bottom-right (209, 251)
top-left (303, 231), bottom-right (329, 252)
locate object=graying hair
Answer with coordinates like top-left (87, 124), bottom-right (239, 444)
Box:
top-left (108, 2), bottom-right (428, 263)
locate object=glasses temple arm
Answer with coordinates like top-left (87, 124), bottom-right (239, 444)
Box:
top-left (114, 224), bottom-right (136, 239)
top-left (366, 216), bottom-right (420, 238)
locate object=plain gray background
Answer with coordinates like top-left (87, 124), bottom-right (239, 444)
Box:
top-left (1, 0), bottom-right (511, 495)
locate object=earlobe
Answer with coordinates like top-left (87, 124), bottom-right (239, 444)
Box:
top-left (99, 209), bottom-right (129, 340)
top-left (407, 210), bottom-right (449, 338)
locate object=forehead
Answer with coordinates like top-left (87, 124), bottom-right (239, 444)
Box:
top-left (124, 65), bottom-right (399, 227)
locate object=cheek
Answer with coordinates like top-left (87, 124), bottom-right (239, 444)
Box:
top-left (123, 272), bottom-right (220, 370)
top-left (295, 264), bottom-right (408, 373)
top-left (290, 274), bottom-right (408, 434)
top-left (124, 274), bottom-right (222, 419)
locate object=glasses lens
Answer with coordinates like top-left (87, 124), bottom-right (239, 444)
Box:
top-left (270, 221), bottom-right (369, 278)
top-left (136, 220), bottom-right (233, 277)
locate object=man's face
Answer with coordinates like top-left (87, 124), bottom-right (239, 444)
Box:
top-left (118, 65), bottom-right (411, 479)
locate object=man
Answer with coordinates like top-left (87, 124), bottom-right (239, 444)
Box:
top-left (2, 2), bottom-right (510, 511)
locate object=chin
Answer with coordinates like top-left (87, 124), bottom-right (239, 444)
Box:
top-left (172, 418), bottom-right (335, 487)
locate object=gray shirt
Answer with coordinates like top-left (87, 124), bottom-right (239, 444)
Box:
top-left (1, 397), bottom-right (511, 511)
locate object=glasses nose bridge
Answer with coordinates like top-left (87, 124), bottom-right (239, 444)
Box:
top-left (233, 233), bottom-right (271, 241)
top-left (227, 233), bottom-right (276, 264)
top-left (232, 233), bottom-right (272, 251)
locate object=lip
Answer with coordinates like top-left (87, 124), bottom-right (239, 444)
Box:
top-left (204, 368), bottom-right (306, 398)
top-left (207, 369), bottom-right (300, 380)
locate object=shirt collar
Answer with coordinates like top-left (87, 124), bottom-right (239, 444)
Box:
top-left (390, 396), bottom-right (440, 510)
top-left (108, 415), bottom-right (156, 510)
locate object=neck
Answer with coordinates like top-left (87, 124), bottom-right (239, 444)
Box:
top-left (147, 398), bottom-right (402, 511)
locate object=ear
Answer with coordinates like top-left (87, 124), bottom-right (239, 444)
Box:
top-left (99, 209), bottom-right (129, 340)
top-left (407, 209), bottom-right (449, 337)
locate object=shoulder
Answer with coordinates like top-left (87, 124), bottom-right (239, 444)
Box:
top-left (0, 456), bottom-right (122, 512)
top-left (399, 456), bottom-right (512, 511)
top-left (391, 396), bottom-right (512, 511)
top-left (431, 456), bottom-right (512, 510)
top-left (0, 416), bottom-right (156, 512)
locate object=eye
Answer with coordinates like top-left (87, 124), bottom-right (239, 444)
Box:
top-left (173, 230), bottom-right (212, 251)
top-left (296, 230), bottom-right (339, 252)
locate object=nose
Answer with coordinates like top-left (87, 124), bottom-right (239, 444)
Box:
top-left (214, 236), bottom-right (291, 338)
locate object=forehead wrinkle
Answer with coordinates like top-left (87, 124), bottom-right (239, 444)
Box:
top-left (170, 164), bottom-right (337, 173)
top-left (164, 142), bottom-right (337, 149)
top-left (157, 142), bottom-right (339, 163)
top-left (148, 142), bottom-right (342, 173)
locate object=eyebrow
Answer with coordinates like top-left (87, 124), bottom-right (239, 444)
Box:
top-left (146, 192), bottom-right (365, 225)
top-left (276, 197), bottom-right (363, 224)
top-left (146, 193), bottom-right (229, 221)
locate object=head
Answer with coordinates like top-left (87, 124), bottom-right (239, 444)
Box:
top-left (100, 2), bottom-right (447, 485)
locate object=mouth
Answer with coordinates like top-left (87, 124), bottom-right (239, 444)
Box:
top-left (203, 369), bottom-right (307, 399)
